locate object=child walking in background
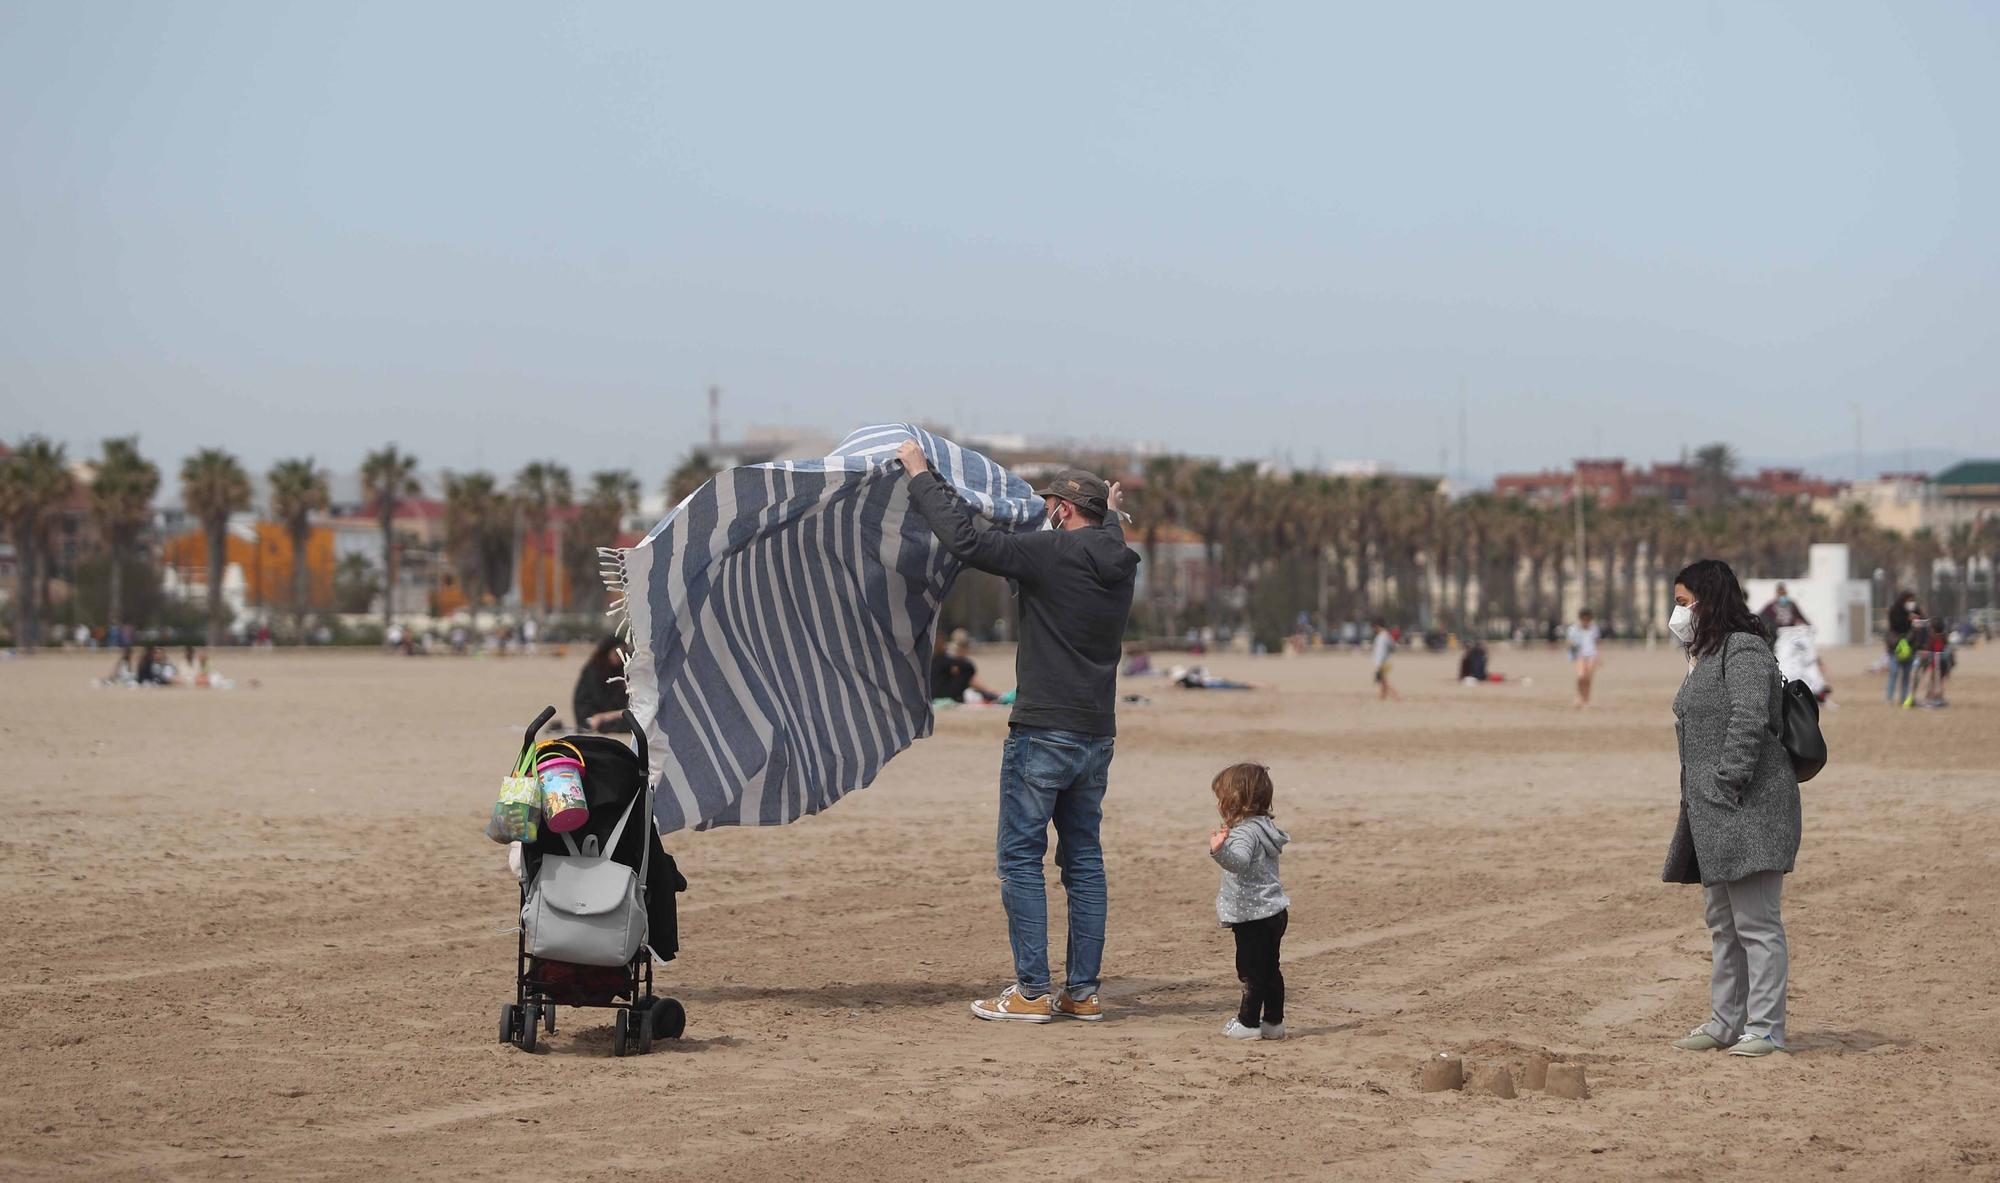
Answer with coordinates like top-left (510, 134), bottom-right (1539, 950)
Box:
top-left (1567, 608), bottom-right (1601, 708)
top-left (1209, 763), bottom-right (1291, 1040)
top-left (1370, 619), bottom-right (1401, 702)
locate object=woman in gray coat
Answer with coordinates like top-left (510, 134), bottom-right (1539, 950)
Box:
top-left (1661, 559), bottom-right (1802, 1058)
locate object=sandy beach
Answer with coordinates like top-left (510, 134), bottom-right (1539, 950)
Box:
top-left (3, 641), bottom-right (1996, 1181)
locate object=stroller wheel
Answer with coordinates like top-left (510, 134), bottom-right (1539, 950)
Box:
top-left (612, 1009), bottom-right (630, 1057)
top-left (543, 1006), bottom-right (556, 1035)
top-left (651, 998), bottom-right (687, 1041)
top-left (520, 1004), bottom-right (539, 1052)
top-left (498, 1004), bottom-right (518, 1045)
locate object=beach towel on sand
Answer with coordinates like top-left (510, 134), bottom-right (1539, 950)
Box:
top-left (604, 424), bottom-right (1043, 834)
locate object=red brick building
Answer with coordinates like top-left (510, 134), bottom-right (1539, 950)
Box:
top-left (1495, 459), bottom-right (1654, 508)
top-left (1495, 459), bottom-right (1838, 510)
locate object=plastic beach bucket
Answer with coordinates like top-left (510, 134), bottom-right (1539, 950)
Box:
top-left (536, 754), bottom-right (589, 833)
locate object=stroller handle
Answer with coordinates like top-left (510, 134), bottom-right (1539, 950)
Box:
top-left (622, 709), bottom-right (648, 768)
top-left (523, 705), bottom-right (557, 753)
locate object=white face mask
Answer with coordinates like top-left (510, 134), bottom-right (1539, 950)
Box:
top-left (1668, 602), bottom-right (1697, 646)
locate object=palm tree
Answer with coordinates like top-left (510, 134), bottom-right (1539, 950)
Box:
top-left (1137, 454), bottom-right (1191, 633)
top-left (1944, 521), bottom-right (1977, 621)
top-left (1906, 526), bottom-right (1943, 617)
top-left (1626, 498), bottom-right (1671, 635)
top-left (0, 437), bottom-right (76, 650)
top-left (666, 450), bottom-right (719, 508)
top-left (1293, 474), bottom-right (1344, 631)
top-left (571, 469), bottom-right (639, 609)
top-left (1978, 515), bottom-right (2000, 617)
top-left (512, 461), bottom-right (573, 619)
top-left (334, 551), bottom-right (381, 614)
top-left (180, 449), bottom-right (251, 647)
top-left (88, 437), bottom-right (160, 640)
top-left (267, 458), bottom-right (329, 641)
top-left (1500, 501), bottom-right (1533, 634)
top-left (442, 471), bottom-right (514, 605)
top-left (1692, 443), bottom-right (1738, 509)
top-left (361, 446), bottom-right (421, 633)
top-left (1179, 463), bottom-right (1236, 627)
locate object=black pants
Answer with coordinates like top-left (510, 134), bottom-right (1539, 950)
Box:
top-left (1231, 909), bottom-right (1288, 1026)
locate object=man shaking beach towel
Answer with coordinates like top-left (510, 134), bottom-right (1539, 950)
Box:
top-left (606, 424), bottom-right (1043, 834)
top-left (897, 439), bottom-right (1140, 1025)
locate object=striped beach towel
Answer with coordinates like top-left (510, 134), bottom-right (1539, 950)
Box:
top-left (604, 424), bottom-right (1043, 833)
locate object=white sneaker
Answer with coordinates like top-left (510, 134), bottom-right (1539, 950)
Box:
top-left (1222, 1019), bottom-right (1260, 1040)
top-left (1728, 1033), bottom-right (1783, 1057)
top-left (1259, 1022), bottom-right (1287, 1040)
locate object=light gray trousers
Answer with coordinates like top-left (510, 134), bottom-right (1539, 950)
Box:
top-left (1700, 869), bottom-right (1788, 1047)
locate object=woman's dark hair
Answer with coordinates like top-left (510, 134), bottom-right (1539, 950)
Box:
top-left (586, 634), bottom-right (624, 673)
top-left (1674, 559), bottom-right (1768, 658)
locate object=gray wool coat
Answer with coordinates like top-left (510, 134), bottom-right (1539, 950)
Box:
top-left (1662, 630), bottom-right (1803, 886)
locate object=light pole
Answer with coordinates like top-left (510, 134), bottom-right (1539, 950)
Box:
top-left (1573, 470), bottom-right (1588, 617)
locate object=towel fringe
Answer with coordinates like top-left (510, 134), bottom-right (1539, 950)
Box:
top-left (600, 547), bottom-right (632, 651)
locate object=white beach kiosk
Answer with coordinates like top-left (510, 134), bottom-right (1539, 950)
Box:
top-left (1743, 543), bottom-right (1874, 648)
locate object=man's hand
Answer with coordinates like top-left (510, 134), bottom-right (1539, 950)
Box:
top-left (896, 440), bottom-right (930, 476)
top-left (1107, 482), bottom-right (1126, 519)
top-left (1209, 827), bottom-right (1229, 853)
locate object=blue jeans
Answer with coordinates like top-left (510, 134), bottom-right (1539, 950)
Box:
top-left (996, 725), bottom-right (1114, 1000)
top-left (1885, 658), bottom-right (1913, 703)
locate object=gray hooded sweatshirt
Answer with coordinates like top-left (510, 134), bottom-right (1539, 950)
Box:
top-left (1211, 815), bottom-right (1291, 925)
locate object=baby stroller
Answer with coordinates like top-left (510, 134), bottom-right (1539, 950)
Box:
top-left (498, 706), bottom-right (687, 1056)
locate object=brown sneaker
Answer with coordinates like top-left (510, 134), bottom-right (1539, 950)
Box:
top-left (970, 985), bottom-right (1054, 1023)
top-left (1054, 991), bottom-right (1103, 1022)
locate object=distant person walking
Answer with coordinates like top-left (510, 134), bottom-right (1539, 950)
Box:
top-left (898, 442), bottom-right (1139, 1024)
top-left (1885, 591), bottom-right (1917, 705)
top-left (1662, 559), bottom-right (1802, 1058)
top-left (1370, 619), bottom-right (1401, 702)
top-left (1902, 608), bottom-right (1941, 709)
top-left (1758, 583), bottom-right (1809, 632)
top-left (1567, 608), bottom-right (1601, 708)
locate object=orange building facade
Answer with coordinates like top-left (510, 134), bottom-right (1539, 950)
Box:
top-left (161, 523), bottom-right (338, 611)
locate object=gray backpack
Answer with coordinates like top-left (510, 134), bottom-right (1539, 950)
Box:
top-left (521, 788), bottom-right (649, 967)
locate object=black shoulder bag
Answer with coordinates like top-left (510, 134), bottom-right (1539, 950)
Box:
top-left (1722, 633), bottom-right (1828, 783)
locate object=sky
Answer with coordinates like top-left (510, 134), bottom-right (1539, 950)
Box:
top-left (2, 1), bottom-right (1995, 491)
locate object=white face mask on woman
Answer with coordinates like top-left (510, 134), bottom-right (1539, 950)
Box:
top-left (1668, 602), bottom-right (1697, 646)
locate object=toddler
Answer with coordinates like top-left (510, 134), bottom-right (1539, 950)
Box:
top-left (1208, 763), bottom-right (1291, 1040)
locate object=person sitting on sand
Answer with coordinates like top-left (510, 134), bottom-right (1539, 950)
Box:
top-left (930, 636), bottom-right (999, 705)
top-left (1169, 664), bottom-right (1260, 691)
top-left (1458, 641), bottom-right (1505, 683)
top-left (572, 635), bottom-right (633, 733)
top-left (136, 645), bottom-right (174, 686)
top-left (949, 630), bottom-right (1002, 701)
